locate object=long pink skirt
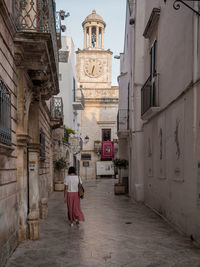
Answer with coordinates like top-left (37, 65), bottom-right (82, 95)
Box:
top-left (64, 192), bottom-right (85, 223)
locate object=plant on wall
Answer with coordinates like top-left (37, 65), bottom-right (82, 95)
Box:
top-left (53, 157), bottom-right (67, 170)
top-left (63, 127), bottom-right (75, 143)
top-left (113, 158), bottom-right (128, 169)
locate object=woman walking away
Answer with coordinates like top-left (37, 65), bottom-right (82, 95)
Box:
top-left (64, 166), bottom-right (85, 227)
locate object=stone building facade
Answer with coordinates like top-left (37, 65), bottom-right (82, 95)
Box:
top-left (76, 10), bottom-right (118, 179)
top-left (118, 0), bottom-right (200, 243)
top-left (0, 1), bottom-right (63, 265)
top-left (58, 36), bottom-right (83, 173)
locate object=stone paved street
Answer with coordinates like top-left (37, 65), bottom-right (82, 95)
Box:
top-left (6, 179), bottom-right (200, 267)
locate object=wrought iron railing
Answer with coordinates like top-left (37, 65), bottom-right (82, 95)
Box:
top-left (14, 0), bottom-right (59, 73)
top-left (141, 74), bottom-right (158, 116)
top-left (72, 87), bottom-right (85, 110)
top-left (50, 97), bottom-right (63, 119)
top-left (0, 77), bottom-right (11, 146)
top-left (117, 109), bottom-right (129, 131)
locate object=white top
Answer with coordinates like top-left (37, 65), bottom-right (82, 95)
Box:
top-left (64, 175), bottom-right (82, 192)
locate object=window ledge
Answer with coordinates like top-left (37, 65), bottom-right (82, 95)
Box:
top-left (0, 143), bottom-right (15, 156)
top-left (117, 130), bottom-right (130, 138)
top-left (143, 8), bottom-right (160, 39)
top-left (40, 156), bottom-right (46, 161)
top-left (141, 107), bottom-right (161, 120)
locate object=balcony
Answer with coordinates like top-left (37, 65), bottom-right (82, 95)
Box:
top-left (72, 88), bottom-right (85, 110)
top-left (117, 109), bottom-right (129, 138)
top-left (14, 0), bottom-right (60, 98)
top-left (141, 74), bottom-right (160, 120)
top-left (50, 97), bottom-right (63, 129)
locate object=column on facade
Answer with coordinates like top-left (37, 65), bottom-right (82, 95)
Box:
top-left (16, 68), bottom-right (28, 242)
top-left (27, 101), bottom-right (40, 240)
top-left (27, 143), bottom-right (40, 240)
top-left (84, 26), bottom-right (87, 49)
top-left (101, 28), bottom-right (104, 49)
top-left (96, 26), bottom-right (99, 48)
top-left (89, 26), bottom-right (92, 48)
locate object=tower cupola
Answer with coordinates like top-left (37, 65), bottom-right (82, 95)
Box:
top-left (82, 10), bottom-right (106, 50)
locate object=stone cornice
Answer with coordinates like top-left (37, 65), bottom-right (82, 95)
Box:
top-left (97, 121), bottom-right (116, 125)
top-left (16, 133), bottom-right (30, 147)
top-left (143, 8), bottom-right (160, 39)
top-left (76, 48), bottom-right (113, 55)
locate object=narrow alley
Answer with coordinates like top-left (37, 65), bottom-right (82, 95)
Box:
top-left (6, 179), bottom-right (200, 267)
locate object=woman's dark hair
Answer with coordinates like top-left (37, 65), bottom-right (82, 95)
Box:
top-left (68, 166), bottom-right (76, 175)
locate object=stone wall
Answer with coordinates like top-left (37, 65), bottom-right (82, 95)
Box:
top-left (0, 1), bottom-right (18, 265)
top-left (0, 1), bottom-right (62, 265)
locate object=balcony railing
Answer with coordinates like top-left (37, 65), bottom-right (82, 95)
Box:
top-left (141, 74), bottom-right (159, 116)
top-left (0, 77), bottom-right (11, 146)
top-left (50, 97), bottom-right (63, 119)
top-left (14, 0), bottom-right (59, 73)
top-left (117, 109), bottom-right (129, 132)
top-left (72, 88), bottom-right (85, 110)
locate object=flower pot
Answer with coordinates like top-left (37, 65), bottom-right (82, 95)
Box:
top-left (114, 183), bottom-right (126, 195)
top-left (54, 181), bottom-right (64, 191)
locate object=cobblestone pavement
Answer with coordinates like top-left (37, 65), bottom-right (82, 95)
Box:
top-left (6, 179), bottom-right (200, 267)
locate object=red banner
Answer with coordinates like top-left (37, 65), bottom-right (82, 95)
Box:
top-left (101, 141), bottom-right (114, 159)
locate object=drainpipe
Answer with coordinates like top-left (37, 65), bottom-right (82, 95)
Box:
top-left (193, 3), bottom-right (199, 209)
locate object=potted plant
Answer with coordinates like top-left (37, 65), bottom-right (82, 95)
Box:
top-left (60, 10), bottom-right (65, 20)
top-left (53, 157), bottom-right (67, 191)
top-left (113, 158), bottom-right (128, 195)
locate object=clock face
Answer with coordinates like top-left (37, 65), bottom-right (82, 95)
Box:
top-left (84, 58), bottom-right (103, 78)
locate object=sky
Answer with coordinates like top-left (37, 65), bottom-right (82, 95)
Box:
top-left (55, 0), bottom-right (126, 85)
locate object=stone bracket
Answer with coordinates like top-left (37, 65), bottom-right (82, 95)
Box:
top-left (0, 143), bottom-right (15, 156)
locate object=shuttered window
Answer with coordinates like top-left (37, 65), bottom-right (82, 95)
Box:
top-left (40, 131), bottom-right (45, 157)
top-left (0, 77), bottom-right (11, 146)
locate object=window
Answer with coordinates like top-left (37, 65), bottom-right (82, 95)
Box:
top-left (59, 73), bottom-right (62, 81)
top-left (150, 40), bottom-right (157, 78)
top-left (59, 51), bottom-right (69, 62)
top-left (40, 131), bottom-right (45, 157)
top-left (81, 154), bottom-right (91, 160)
top-left (73, 78), bottom-right (76, 102)
top-left (0, 77), bottom-right (11, 146)
top-left (141, 39), bottom-right (159, 117)
top-left (150, 40), bottom-right (157, 107)
top-left (102, 129), bottom-right (111, 141)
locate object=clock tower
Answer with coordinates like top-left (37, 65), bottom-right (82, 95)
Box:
top-left (76, 10), bottom-right (118, 179)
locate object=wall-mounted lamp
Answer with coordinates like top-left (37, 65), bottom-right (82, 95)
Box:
top-left (61, 25), bottom-right (66, 32)
top-left (84, 136), bottom-right (89, 144)
top-left (114, 55), bottom-right (120, 59)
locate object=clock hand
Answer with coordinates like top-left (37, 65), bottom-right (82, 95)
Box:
top-left (92, 65), bottom-right (95, 74)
